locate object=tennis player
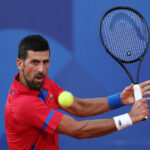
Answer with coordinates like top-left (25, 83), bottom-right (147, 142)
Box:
top-left (5, 35), bottom-right (150, 150)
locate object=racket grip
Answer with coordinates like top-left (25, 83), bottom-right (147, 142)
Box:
top-left (133, 84), bottom-right (142, 101)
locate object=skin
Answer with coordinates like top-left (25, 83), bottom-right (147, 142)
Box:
top-left (17, 50), bottom-right (50, 91)
top-left (17, 50), bottom-right (150, 140)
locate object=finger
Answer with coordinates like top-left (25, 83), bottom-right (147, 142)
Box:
top-left (143, 108), bottom-right (149, 120)
top-left (138, 98), bottom-right (150, 104)
top-left (144, 111), bottom-right (149, 120)
top-left (131, 83), bottom-right (134, 88)
top-left (141, 85), bottom-right (150, 92)
top-left (144, 116), bottom-right (148, 120)
top-left (145, 97), bottom-right (150, 101)
top-left (143, 97), bottom-right (150, 104)
top-left (142, 91), bottom-right (150, 96)
top-left (142, 103), bottom-right (149, 108)
top-left (126, 84), bottom-right (134, 92)
top-left (136, 103), bottom-right (148, 110)
top-left (142, 97), bottom-right (150, 101)
top-left (140, 80), bottom-right (150, 88)
top-left (142, 116), bottom-right (149, 121)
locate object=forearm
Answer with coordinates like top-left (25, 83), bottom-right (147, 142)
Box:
top-left (57, 92), bottom-right (150, 140)
top-left (63, 95), bottom-right (124, 117)
top-left (56, 115), bottom-right (117, 139)
top-left (62, 97), bottom-right (111, 117)
top-left (75, 119), bottom-right (117, 139)
top-left (76, 97), bottom-right (111, 117)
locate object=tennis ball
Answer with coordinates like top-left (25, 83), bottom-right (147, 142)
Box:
top-left (58, 91), bottom-right (74, 107)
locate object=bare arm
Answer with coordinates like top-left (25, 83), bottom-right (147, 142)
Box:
top-left (60, 97), bottom-right (110, 117)
top-left (59, 80), bottom-right (150, 117)
top-left (56, 98), bottom-right (149, 139)
top-left (56, 114), bottom-right (116, 139)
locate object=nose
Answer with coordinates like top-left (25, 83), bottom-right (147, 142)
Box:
top-left (37, 63), bottom-right (44, 74)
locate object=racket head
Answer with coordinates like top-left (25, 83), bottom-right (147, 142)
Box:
top-left (100, 6), bottom-right (149, 63)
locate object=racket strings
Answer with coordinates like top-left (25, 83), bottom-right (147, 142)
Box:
top-left (101, 9), bottom-right (148, 62)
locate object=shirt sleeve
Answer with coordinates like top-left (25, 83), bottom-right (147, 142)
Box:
top-left (51, 80), bottom-right (64, 104)
top-left (15, 95), bottom-right (64, 135)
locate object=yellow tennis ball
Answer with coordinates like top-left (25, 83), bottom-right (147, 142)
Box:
top-left (58, 91), bottom-right (74, 107)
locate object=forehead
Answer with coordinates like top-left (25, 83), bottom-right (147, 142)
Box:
top-left (26, 50), bottom-right (50, 60)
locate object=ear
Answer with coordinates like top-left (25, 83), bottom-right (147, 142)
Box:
top-left (16, 58), bottom-right (24, 71)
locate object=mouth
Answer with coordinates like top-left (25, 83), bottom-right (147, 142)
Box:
top-left (34, 76), bottom-right (44, 83)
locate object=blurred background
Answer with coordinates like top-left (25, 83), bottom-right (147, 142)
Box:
top-left (0, 0), bottom-right (150, 150)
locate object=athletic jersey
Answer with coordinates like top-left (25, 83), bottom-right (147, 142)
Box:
top-left (5, 73), bottom-right (64, 150)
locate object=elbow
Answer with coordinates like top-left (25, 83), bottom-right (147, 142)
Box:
top-left (70, 132), bottom-right (85, 140)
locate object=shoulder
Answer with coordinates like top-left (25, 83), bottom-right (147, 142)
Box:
top-left (43, 76), bottom-right (63, 90)
top-left (12, 94), bottom-right (39, 110)
top-left (44, 76), bottom-right (57, 85)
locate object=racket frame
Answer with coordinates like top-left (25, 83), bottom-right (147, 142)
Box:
top-left (100, 6), bottom-right (150, 84)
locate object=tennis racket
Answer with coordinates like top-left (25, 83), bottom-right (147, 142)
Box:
top-left (100, 6), bottom-right (149, 102)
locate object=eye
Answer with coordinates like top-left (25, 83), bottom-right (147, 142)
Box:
top-left (32, 60), bottom-right (39, 65)
top-left (43, 60), bottom-right (49, 64)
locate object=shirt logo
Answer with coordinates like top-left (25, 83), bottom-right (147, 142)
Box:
top-left (118, 120), bottom-right (122, 126)
top-left (50, 94), bottom-right (53, 100)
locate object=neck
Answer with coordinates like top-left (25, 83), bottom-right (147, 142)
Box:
top-left (18, 72), bottom-right (30, 89)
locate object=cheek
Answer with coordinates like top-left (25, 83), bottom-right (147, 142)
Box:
top-left (23, 65), bottom-right (35, 79)
top-left (46, 65), bottom-right (49, 71)
top-left (45, 65), bottom-right (49, 74)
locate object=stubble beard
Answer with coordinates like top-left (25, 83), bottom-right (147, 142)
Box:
top-left (23, 72), bottom-right (46, 91)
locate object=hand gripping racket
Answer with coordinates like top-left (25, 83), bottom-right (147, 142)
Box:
top-left (100, 6), bottom-right (149, 102)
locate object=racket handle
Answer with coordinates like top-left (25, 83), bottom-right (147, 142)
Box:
top-left (133, 84), bottom-right (148, 120)
top-left (133, 84), bottom-right (142, 101)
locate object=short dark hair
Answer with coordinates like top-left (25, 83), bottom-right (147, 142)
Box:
top-left (18, 35), bottom-right (50, 60)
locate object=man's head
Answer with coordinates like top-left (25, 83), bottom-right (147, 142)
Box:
top-left (17, 35), bottom-right (50, 91)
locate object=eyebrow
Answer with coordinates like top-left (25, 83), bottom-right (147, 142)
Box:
top-left (31, 58), bottom-right (50, 62)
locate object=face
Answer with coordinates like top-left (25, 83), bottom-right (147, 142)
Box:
top-left (17, 50), bottom-right (50, 91)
